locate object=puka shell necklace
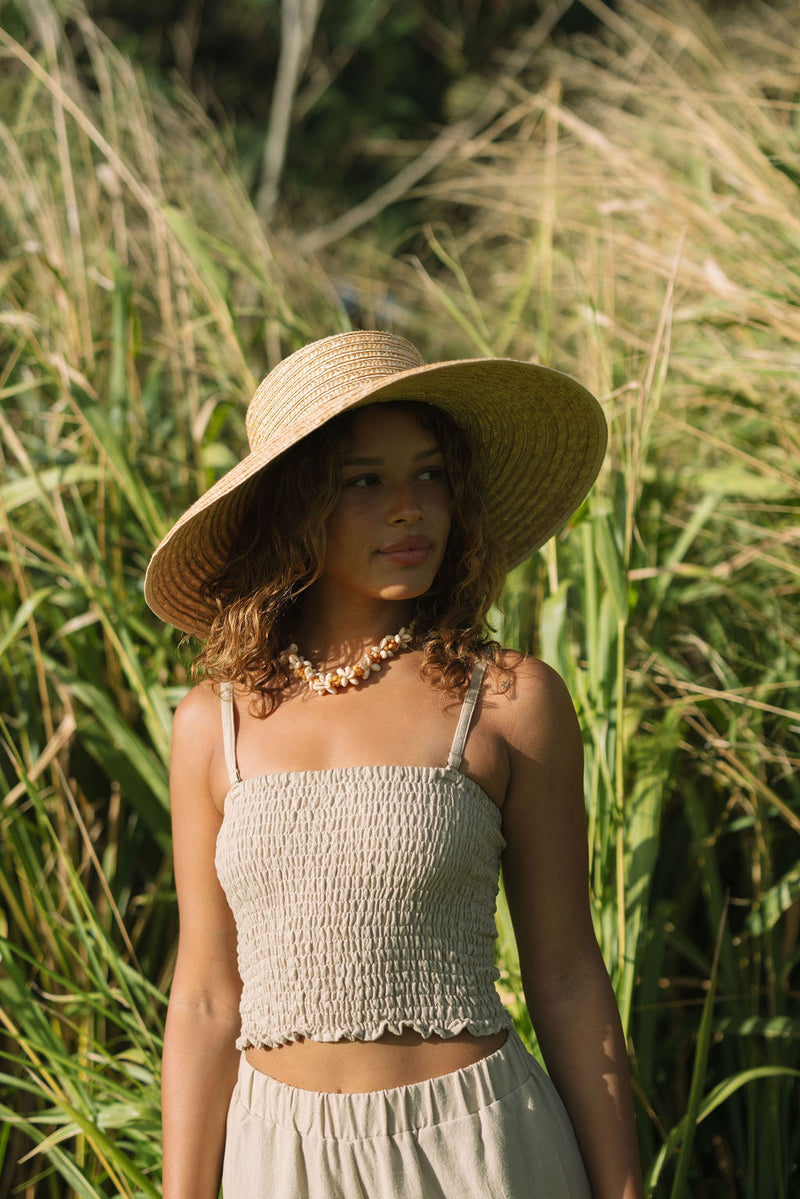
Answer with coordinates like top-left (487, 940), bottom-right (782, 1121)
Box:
top-left (281, 626), bottom-right (414, 695)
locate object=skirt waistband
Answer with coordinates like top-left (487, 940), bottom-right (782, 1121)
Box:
top-left (234, 1028), bottom-right (534, 1141)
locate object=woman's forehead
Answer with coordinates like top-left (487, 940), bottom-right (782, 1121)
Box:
top-left (348, 403), bottom-right (443, 445)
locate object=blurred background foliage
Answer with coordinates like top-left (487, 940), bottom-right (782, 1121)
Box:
top-left (1, 0), bottom-right (799, 1195)
top-left (74, 0), bottom-right (598, 216)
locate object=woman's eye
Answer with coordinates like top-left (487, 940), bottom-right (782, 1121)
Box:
top-left (344, 473), bottom-right (380, 488)
top-left (419, 466), bottom-right (446, 483)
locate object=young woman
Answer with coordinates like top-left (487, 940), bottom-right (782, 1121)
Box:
top-left (146, 331), bottom-right (643, 1199)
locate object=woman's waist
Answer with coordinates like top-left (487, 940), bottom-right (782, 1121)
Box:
top-left (244, 1027), bottom-right (509, 1093)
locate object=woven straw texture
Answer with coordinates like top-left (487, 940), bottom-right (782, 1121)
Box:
top-left (144, 331), bottom-right (607, 636)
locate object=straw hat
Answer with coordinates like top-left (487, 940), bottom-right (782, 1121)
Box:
top-left (145, 330), bottom-right (607, 636)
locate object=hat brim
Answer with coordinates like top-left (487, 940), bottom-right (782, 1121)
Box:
top-left (144, 357), bottom-right (607, 637)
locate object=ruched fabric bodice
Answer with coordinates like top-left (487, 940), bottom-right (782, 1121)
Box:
top-left (213, 660), bottom-right (514, 1050)
top-left (215, 762), bottom-right (512, 1049)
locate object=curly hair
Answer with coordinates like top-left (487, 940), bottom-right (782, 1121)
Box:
top-left (194, 401), bottom-right (509, 710)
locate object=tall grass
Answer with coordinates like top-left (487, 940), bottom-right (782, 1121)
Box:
top-left (2, 0), bottom-right (799, 1195)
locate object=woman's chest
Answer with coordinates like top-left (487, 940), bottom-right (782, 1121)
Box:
top-left (231, 678), bottom-right (510, 809)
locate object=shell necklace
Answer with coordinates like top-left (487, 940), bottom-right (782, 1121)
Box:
top-left (281, 626), bottom-right (414, 696)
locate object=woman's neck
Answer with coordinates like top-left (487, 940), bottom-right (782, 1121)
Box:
top-left (289, 591), bottom-right (415, 667)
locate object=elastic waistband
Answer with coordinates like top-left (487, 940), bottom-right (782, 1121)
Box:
top-left (234, 1028), bottom-right (533, 1141)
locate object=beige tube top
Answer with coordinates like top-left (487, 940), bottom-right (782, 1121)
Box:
top-left (214, 661), bottom-right (513, 1049)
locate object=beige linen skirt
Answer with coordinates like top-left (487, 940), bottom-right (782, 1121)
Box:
top-left (221, 1028), bottom-right (591, 1198)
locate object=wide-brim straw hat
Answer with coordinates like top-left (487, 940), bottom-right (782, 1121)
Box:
top-left (145, 330), bottom-right (607, 637)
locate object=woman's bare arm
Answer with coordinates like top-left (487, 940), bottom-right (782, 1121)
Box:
top-left (500, 658), bottom-right (643, 1199)
top-left (162, 685), bottom-right (242, 1199)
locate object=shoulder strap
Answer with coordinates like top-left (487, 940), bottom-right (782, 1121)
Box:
top-left (446, 659), bottom-right (486, 772)
top-left (220, 682), bottom-right (241, 786)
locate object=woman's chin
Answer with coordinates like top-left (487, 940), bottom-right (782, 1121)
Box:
top-left (376, 579), bottom-right (436, 603)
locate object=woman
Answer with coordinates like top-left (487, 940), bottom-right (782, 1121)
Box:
top-left (146, 331), bottom-right (643, 1198)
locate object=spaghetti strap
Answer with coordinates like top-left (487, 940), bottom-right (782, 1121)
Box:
top-left (220, 682), bottom-right (241, 786)
top-left (446, 660), bottom-right (486, 772)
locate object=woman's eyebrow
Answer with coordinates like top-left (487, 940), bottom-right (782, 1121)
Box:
top-left (344, 447), bottom-right (442, 466)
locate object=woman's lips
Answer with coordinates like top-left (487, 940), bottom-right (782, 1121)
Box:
top-left (378, 537), bottom-right (432, 566)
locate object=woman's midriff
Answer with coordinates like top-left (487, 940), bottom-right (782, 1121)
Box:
top-left (244, 1028), bottom-right (509, 1093)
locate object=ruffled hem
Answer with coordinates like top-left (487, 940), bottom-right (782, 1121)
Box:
top-left (235, 1013), bottom-right (514, 1052)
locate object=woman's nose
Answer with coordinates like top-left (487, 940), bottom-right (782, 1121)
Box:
top-left (387, 482), bottom-right (423, 524)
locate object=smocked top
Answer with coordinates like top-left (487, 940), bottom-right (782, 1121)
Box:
top-left (214, 660), bottom-right (513, 1049)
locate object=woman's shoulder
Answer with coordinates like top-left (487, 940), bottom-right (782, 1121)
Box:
top-left (172, 679), bottom-right (225, 743)
top-left (486, 648), bottom-right (571, 698)
top-left (170, 681), bottom-right (235, 805)
top-left (484, 650), bottom-right (580, 751)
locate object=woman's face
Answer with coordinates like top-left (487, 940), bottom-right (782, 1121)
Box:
top-left (321, 405), bottom-right (452, 604)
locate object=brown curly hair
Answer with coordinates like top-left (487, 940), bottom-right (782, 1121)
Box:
top-left (194, 401), bottom-right (509, 710)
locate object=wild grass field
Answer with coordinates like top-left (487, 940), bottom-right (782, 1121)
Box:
top-left (1, 0), bottom-right (798, 1195)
